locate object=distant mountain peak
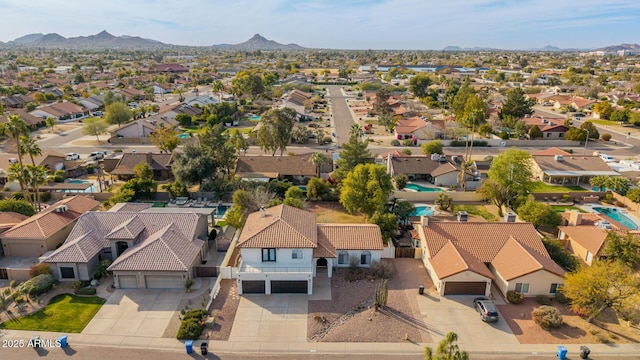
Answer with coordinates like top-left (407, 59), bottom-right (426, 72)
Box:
top-left (94, 30), bottom-right (115, 39)
top-left (249, 33), bottom-right (267, 41)
top-left (212, 34), bottom-right (305, 50)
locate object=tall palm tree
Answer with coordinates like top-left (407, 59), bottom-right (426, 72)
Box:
top-left (350, 124), bottom-right (364, 141)
top-left (6, 164), bottom-right (31, 204)
top-left (212, 80), bottom-right (225, 103)
top-left (26, 165), bottom-right (49, 212)
top-left (0, 115), bottom-right (30, 193)
top-left (309, 152), bottom-right (329, 177)
top-left (19, 135), bottom-right (42, 165)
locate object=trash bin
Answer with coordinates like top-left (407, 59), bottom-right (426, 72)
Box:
top-left (58, 335), bottom-right (68, 348)
top-left (185, 340), bottom-right (193, 354)
top-left (419, 284), bottom-right (425, 295)
top-left (579, 345), bottom-right (590, 359)
top-left (557, 345), bottom-right (568, 360)
top-left (201, 342), bottom-right (208, 355)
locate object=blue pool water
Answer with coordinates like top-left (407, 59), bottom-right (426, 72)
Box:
top-left (405, 183), bottom-right (443, 192)
top-left (178, 133), bottom-right (191, 139)
top-left (298, 186), bottom-right (307, 192)
top-left (249, 115), bottom-right (261, 121)
top-left (63, 179), bottom-right (97, 193)
top-left (591, 186), bottom-right (607, 192)
top-left (409, 206), bottom-right (434, 217)
top-left (213, 205), bottom-right (228, 218)
top-left (592, 207), bottom-right (639, 230)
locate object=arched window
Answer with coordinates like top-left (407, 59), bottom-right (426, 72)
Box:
top-left (360, 251), bottom-right (371, 265)
top-left (338, 251), bottom-right (349, 265)
top-left (291, 249), bottom-right (303, 260)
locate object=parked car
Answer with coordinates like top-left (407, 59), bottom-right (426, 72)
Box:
top-left (127, 102), bottom-right (138, 107)
top-left (572, 113), bottom-right (586, 118)
top-left (92, 111), bottom-right (104, 117)
top-left (66, 153), bottom-right (80, 161)
top-left (473, 297), bottom-right (499, 323)
top-left (88, 151), bottom-right (104, 161)
top-left (599, 153), bottom-right (615, 163)
top-left (542, 102), bottom-right (553, 106)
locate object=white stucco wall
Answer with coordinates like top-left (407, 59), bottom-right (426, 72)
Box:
top-left (492, 267), bottom-right (564, 296)
top-left (240, 248), bottom-right (314, 268)
top-left (433, 172), bottom-right (458, 186)
top-left (331, 249), bottom-right (381, 268)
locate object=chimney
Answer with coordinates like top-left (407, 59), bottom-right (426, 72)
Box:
top-left (420, 215), bottom-right (429, 227)
top-left (568, 211), bottom-right (582, 227)
top-left (260, 207), bottom-right (266, 218)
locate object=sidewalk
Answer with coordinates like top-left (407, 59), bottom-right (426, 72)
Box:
top-left (2, 329), bottom-right (639, 356)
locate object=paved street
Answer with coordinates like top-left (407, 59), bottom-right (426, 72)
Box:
top-left (326, 85), bottom-right (356, 145)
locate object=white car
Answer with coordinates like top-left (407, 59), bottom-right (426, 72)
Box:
top-left (66, 153), bottom-right (80, 161)
top-left (88, 151), bottom-right (104, 161)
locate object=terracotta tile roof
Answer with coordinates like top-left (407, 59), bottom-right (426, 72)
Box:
top-left (532, 147), bottom-right (572, 156)
top-left (0, 109), bottom-right (43, 127)
top-left (431, 162), bottom-right (459, 177)
top-left (492, 237), bottom-right (566, 280)
top-left (430, 241), bottom-right (495, 280)
top-left (108, 223), bottom-right (204, 271)
top-left (422, 221), bottom-right (547, 262)
top-left (395, 117), bottom-right (426, 134)
top-left (235, 154), bottom-right (318, 178)
top-left (237, 205), bottom-right (318, 248)
top-left (559, 212), bottom-right (604, 226)
top-left (317, 224), bottom-right (383, 251)
top-left (558, 226), bottom-right (609, 256)
top-left (0, 212), bottom-right (29, 226)
top-left (45, 211), bottom-right (205, 265)
top-left (314, 230), bottom-right (337, 258)
top-left (1, 196), bottom-right (100, 239)
top-left (380, 150), bottom-right (411, 161)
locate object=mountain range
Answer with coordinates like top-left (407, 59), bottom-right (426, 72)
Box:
top-left (212, 34), bottom-right (305, 51)
top-left (5, 30), bottom-right (166, 49)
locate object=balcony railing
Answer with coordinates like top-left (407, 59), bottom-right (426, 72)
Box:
top-left (239, 262), bottom-right (312, 274)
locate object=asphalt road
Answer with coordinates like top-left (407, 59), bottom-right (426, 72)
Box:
top-left (326, 85), bottom-right (356, 145)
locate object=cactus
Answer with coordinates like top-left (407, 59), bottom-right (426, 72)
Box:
top-left (374, 279), bottom-right (388, 310)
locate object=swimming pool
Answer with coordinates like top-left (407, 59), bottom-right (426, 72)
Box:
top-left (213, 205), bottom-right (228, 218)
top-left (592, 207), bottom-right (639, 230)
top-left (409, 205), bottom-right (434, 217)
top-left (249, 115), bottom-right (261, 121)
top-left (63, 179), bottom-right (98, 193)
top-left (405, 183), bottom-right (443, 192)
top-left (178, 133), bottom-right (191, 139)
top-left (591, 186), bottom-right (607, 192)
top-left (298, 186), bottom-right (307, 192)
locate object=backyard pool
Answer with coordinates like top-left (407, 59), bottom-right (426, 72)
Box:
top-left (592, 207), bottom-right (639, 230)
top-left (63, 179), bottom-right (97, 193)
top-left (591, 187), bottom-right (607, 192)
top-left (298, 186), bottom-right (307, 192)
top-left (213, 205), bottom-right (228, 218)
top-left (249, 115), bottom-right (261, 121)
top-left (405, 183), bottom-right (443, 192)
top-left (409, 205), bottom-right (435, 217)
top-left (178, 133), bottom-right (191, 139)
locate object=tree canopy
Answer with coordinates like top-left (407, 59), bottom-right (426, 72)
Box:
top-left (333, 134), bottom-right (373, 185)
top-left (424, 332), bottom-right (469, 360)
top-left (0, 198), bottom-right (35, 216)
top-left (516, 195), bottom-right (562, 229)
top-left (604, 231), bottom-right (640, 269)
top-left (171, 142), bottom-right (217, 186)
top-left (257, 108), bottom-right (296, 156)
top-left (105, 102), bottom-right (131, 127)
top-left (499, 88), bottom-right (535, 119)
top-left (149, 125), bottom-right (180, 153)
top-left (421, 140), bottom-right (444, 155)
top-left (478, 148), bottom-right (533, 216)
top-left (82, 118), bottom-right (109, 141)
top-left (409, 73), bottom-right (432, 98)
top-left (339, 164), bottom-right (393, 218)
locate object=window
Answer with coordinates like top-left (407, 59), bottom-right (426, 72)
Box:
top-left (338, 251), bottom-right (349, 265)
top-left (291, 249), bottom-right (303, 260)
top-left (549, 283), bottom-right (560, 294)
top-left (559, 133), bottom-right (564, 138)
top-left (515, 283), bottom-right (530, 294)
top-left (546, 132), bottom-right (551, 137)
top-left (360, 251), bottom-right (371, 265)
top-left (262, 248), bottom-right (276, 262)
top-left (60, 267), bottom-right (75, 279)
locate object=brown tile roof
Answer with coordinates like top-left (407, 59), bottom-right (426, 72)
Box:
top-left (235, 154), bottom-right (318, 178)
top-left (558, 226), bottom-right (609, 256)
top-left (559, 212), bottom-right (604, 226)
top-left (105, 216), bottom-right (146, 239)
top-left (108, 223), bottom-right (204, 271)
top-left (492, 237), bottom-right (566, 280)
top-left (35, 101), bottom-right (86, 117)
top-left (237, 205), bottom-right (318, 248)
top-left (45, 211), bottom-right (205, 265)
top-left (2, 196), bottom-right (100, 239)
top-left (533, 155), bottom-right (618, 173)
top-left (0, 109), bottom-right (44, 127)
top-left (317, 224), bottom-right (383, 251)
top-left (430, 240), bottom-right (495, 280)
top-left (380, 150), bottom-right (411, 161)
top-left (0, 212), bottom-right (28, 229)
top-left (388, 155), bottom-right (445, 175)
top-left (288, 89), bottom-right (313, 106)
top-left (110, 153), bottom-right (172, 175)
top-left (422, 221), bottom-right (547, 263)
top-left (531, 147), bottom-right (572, 156)
top-left (431, 162), bottom-right (459, 177)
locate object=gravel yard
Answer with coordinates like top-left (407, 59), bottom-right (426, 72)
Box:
top-left (308, 259), bottom-right (434, 343)
top-left (201, 279), bottom-right (240, 340)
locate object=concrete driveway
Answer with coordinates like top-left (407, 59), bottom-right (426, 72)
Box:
top-left (82, 290), bottom-right (182, 337)
top-left (229, 294), bottom-right (308, 343)
top-left (417, 294), bottom-right (519, 345)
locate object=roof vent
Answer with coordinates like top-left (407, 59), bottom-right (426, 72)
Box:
top-left (54, 205), bottom-right (68, 213)
top-left (504, 212), bottom-right (517, 222)
top-left (457, 211), bottom-right (468, 222)
top-left (596, 220), bottom-right (612, 230)
top-left (554, 155), bottom-right (564, 161)
top-left (260, 206), bottom-right (266, 218)
top-left (549, 121), bottom-right (555, 126)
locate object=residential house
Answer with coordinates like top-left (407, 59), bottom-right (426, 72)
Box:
top-left (107, 152), bottom-right (173, 181)
top-left (109, 117), bottom-right (178, 143)
top-left (0, 196), bottom-right (100, 258)
top-left (236, 205), bottom-right (383, 295)
top-left (394, 117), bottom-right (444, 141)
top-left (386, 154), bottom-right (475, 188)
top-left (160, 103), bottom-right (203, 120)
top-left (235, 154), bottom-right (331, 182)
top-left (0, 151), bottom-right (67, 186)
top-left (119, 88), bottom-right (146, 101)
top-left (152, 83), bottom-right (173, 95)
top-left (45, 207), bottom-right (210, 287)
top-left (531, 154), bottom-right (619, 184)
top-left (30, 101), bottom-right (88, 121)
top-left (188, 94), bottom-right (219, 107)
top-left (417, 217), bottom-right (565, 296)
top-left (154, 64), bottom-right (188, 73)
top-left (523, 117), bottom-right (569, 139)
top-left (78, 95), bottom-right (104, 111)
top-left (0, 94), bottom-right (33, 108)
top-left (558, 211), bottom-right (618, 266)
top-left (0, 109), bottom-right (45, 129)
top-left (0, 212), bottom-right (28, 236)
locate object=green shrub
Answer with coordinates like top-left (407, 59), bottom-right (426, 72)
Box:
top-left (86, 165), bottom-right (95, 174)
top-left (176, 318), bottom-right (204, 340)
top-left (532, 305), bottom-right (563, 329)
top-left (74, 287), bottom-right (97, 295)
top-left (9, 280), bottom-right (17, 289)
top-left (183, 308), bottom-right (207, 321)
top-left (113, 149), bottom-right (123, 153)
top-left (450, 140), bottom-right (488, 147)
top-left (401, 139), bottom-right (415, 146)
top-left (601, 133), bottom-right (612, 141)
top-left (535, 295), bottom-right (552, 305)
top-left (14, 296), bottom-right (25, 303)
top-left (555, 289), bottom-right (570, 304)
top-left (561, 194), bottom-right (571, 202)
top-left (29, 263), bottom-right (52, 278)
top-left (390, 139), bottom-right (400, 146)
top-left (507, 290), bottom-right (524, 304)
top-left (40, 192), bottom-right (52, 202)
top-left (3, 288), bottom-right (10, 295)
top-left (54, 175), bottom-right (64, 183)
top-left (11, 192), bottom-right (25, 200)
top-left (16, 274), bottom-right (55, 295)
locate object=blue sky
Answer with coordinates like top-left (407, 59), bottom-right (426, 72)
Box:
top-left (0, 0), bottom-right (639, 49)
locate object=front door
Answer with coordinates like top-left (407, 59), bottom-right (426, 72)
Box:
top-left (116, 241), bottom-right (129, 257)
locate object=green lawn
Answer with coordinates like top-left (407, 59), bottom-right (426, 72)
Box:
top-left (0, 294), bottom-right (105, 333)
top-left (452, 204), bottom-right (499, 222)
top-left (587, 119), bottom-right (619, 126)
top-left (530, 182), bottom-right (588, 193)
top-left (551, 205), bottom-right (587, 213)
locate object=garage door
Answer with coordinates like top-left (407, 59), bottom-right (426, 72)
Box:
top-left (118, 275), bottom-right (138, 289)
top-left (8, 243), bottom-right (40, 257)
top-left (145, 275), bottom-right (184, 289)
top-left (242, 280), bottom-right (265, 294)
top-left (271, 280), bottom-right (308, 294)
top-left (443, 281), bottom-right (486, 295)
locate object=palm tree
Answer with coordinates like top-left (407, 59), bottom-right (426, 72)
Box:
top-left (350, 124), bottom-right (364, 140)
top-left (212, 80), bottom-right (225, 103)
top-left (19, 135), bottom-right (42, 165)
top-left (424, 331), bottom-right (469, 360)
top-left (457, 161), bottom-right (472, 191)
top-left (6, 164), bottom-right (30, 203)
top-left (0, 115), bottom-right (30, 193)
top-left (309, 152), bottom-right (329, 177)
top-left (26, 165), bottom-right (49, 212)
top-left (589, 175), bottom-right (609, 192)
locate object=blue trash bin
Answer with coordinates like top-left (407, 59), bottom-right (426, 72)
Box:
top-left (185, 340), bottom-right (193, 354)
top-left (558, 345), bottom-right (568, 360)
top-left (58, 335), bottom-right (68, 348)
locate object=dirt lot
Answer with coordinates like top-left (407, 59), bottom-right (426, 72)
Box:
top-left (201, 279), bottom-right (240, 340)
top-left (498, 298), bottom-right (640, 344)
top-left (308, 259), bottom-right (434, 343)
top-left (306, 201), bottom-right (366, 224)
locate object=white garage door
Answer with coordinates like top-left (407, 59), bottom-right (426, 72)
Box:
top-left (8, 243), bottom-right (41, 257)
top-left (145, 275), bottom-right (184, 289)
top-left (118, 275), bottom-right (138, 289)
